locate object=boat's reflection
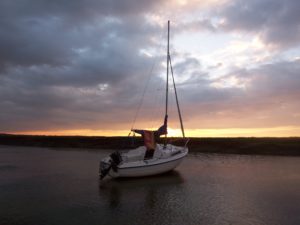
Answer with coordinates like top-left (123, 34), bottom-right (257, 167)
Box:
top-left (98, 171), bottom-right (184, 209)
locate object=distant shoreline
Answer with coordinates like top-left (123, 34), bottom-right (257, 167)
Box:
top-left (0, 134), bottom-right (299, 156)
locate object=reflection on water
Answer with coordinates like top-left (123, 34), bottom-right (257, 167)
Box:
top-left (99, 171), bottom-right (184, 210)
top-left (0, 145), bottom-right (300, 225)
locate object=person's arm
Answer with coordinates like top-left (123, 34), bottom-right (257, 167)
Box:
top-left (131, 129), bottom-right (144, 135)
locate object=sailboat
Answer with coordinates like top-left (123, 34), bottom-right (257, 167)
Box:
top-left (100, 21), bottom-right (189, 179)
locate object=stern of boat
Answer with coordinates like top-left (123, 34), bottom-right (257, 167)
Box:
top-left (99, 151), bottom-right (122, 180)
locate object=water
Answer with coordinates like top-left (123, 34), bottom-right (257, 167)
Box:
top-left (0, 145), bottom-right (300, 225)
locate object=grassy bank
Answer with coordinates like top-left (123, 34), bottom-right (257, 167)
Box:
top-left (0, 134), bottom-right (299, 156)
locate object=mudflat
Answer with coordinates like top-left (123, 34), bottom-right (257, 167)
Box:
top-left (0, 134), bottom-right (299, 156)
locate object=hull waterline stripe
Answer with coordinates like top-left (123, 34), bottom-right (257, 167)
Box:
top-left (118, 154), bottom-right (186, 170)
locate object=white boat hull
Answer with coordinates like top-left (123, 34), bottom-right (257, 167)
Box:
top-left (110, 153), bottom-right (186, 178)
top-left (100, 144), bottom-right (188, 178)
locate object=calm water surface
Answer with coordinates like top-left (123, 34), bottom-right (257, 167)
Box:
top-left (0, 145), bottom-right (300, 225)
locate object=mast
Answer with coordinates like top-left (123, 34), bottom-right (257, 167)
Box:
top-left (165, 20), bottom-right (170, 145)
top-left (165, 21), bottom-right (170, 121)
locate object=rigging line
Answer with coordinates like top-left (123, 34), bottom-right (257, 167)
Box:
top-left (148, 87), bottom-right (159, 129)
top-left (130, 58), bottom-right (155, 132)
top-left (130, 29), bottom-right (165, 132)
top-left (169, 54), bottom-right (185, 138)
top-left (149, 86), bottom-right (163, 130)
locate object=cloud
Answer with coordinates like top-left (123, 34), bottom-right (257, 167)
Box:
top-left (0, 0), bottom-right (168, 132)
top-left (0, 0), bottom-right (164, 71)
top-left (218, 0), bottom-right (300, 49)
top-left (0, 0), bottom-right (299, 136)
top-left (179, 58), bottom-right (300, 129)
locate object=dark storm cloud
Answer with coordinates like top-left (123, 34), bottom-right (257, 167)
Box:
top-left (218, 0), bottom-right (300, 48)
top-left (0, 0), bottom-right (167, 132)
top-left (0, 0), bottom-right (161, 71)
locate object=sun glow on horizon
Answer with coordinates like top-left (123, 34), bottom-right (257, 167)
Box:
top-left (9, 126), bottom-right (300, 137)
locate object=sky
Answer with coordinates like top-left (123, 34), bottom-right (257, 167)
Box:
top-left (1, 0), bottom-right (300, 137)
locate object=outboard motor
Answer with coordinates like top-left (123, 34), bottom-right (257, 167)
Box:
top-left (110, 151), bottom-right (122, 172)
top-left (100, 161), bottom-right (111, 180)
top-left (100, 151), bottom-right (122, 180)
